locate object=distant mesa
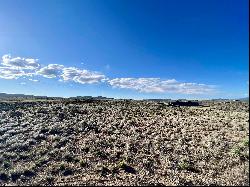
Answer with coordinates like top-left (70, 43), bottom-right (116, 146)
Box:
top-left (0, 93), bottom-right (114, 101)
top-left (0, 93), bottom-right (60, 100)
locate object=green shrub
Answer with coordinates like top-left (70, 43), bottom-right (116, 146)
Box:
top-left (242, 139), bottom-right (249, 147)
top-left (231, 147), bottom-right (242, 156)
top-left (178, 160), bottom-right (190, 170)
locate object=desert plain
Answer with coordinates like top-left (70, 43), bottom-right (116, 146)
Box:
top-left (0, 99), bottom-right (249, 186)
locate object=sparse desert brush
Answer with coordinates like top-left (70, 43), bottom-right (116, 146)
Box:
top-left (35, 156), bottom-right (49, 167)
top-left (113, 160), bottom-right (136, 174)
top-left (242, 138), bottom-right (249, 147)
top-left (2, 152), bottom-right (17, 160)
top-left (63, 153), bottom-right (75, 162)
top-left (45, 174), bottom-right (55, 184)
top-left (178, 159), bottom-right (190, 170)
top-left (231, 139), bottom-right (249, 160)
top-left (80, 159), bottom-right (88, 167)
top-left (58, 162), bottom-right (67, 171)
top-left (0, 100), bottom-right (248, 185)
top-left (50, 162), bottom-right (74, 176)
top-left (2, 160), bottom-right (11, 169)
top-left (18, 152), bottom-right (32, 160)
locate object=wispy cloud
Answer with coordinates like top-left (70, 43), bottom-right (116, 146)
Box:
top-left (108, 78), bottom-right (215, 94)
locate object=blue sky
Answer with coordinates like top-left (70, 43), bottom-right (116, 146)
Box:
top-left (0, 0), bottom-right (248, 99)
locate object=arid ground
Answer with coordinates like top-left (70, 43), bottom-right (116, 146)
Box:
top-left (0, 100), bottom-right (249, 186)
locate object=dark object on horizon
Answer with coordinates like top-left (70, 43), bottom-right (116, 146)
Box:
top-left (68, 96), bottom-right (114, 102)
top-left (70, 96), bottom-right (114, 100)
top-left (168, 100), bottom-right (200, 107)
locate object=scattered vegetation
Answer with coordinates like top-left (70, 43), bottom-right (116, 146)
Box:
top-left (0, 100), bottom-right (248, 185)
top-left (178, 160), bottom-right (190, 170)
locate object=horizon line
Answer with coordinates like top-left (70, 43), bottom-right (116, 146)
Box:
top-left (0, 92), bottom-right (248, 101)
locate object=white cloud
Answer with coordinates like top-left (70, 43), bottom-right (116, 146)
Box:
top-left (0, 54), bottom-right (217, 95)
top-left (0, 54), bottom-right (38, 80)
top-left (61, 67), bottom-right (106, 84)
top-left (2, 54), bottom-right (40, 70)
top-left (36, 64), bottom-right (64, 78)
top-left (108, 78), bottom-right (215, 94)
top-left (0, 67), bottom-right (33, 79)
top-left (36, 64), bottom-right (106, 84)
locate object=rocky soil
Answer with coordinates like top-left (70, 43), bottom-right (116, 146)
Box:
top-left (0, 100), bottom-right (249, 186)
